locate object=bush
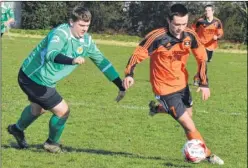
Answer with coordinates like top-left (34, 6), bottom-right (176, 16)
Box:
top-left (21, 2), bottom-right (67, 29)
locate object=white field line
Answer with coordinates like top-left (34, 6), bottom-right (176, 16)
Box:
top-left (6, 33), bottom-right (247, 54)
top-left (1, 101), bottom-right (243, 116)
top-left (2, 101), bottom-right (243, 116)
top-left (69, 102), bottom-right (244, 116)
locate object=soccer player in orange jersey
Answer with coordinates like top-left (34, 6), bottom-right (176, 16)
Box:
top-left (123, 4), bottom-right (224, 165)
top-left (192, 4), bottom-right (224, 86)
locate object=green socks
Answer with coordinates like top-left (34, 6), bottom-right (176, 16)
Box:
top-left (15, 105), bottom-right (68, 143)
top-left (48, 114), bottom-right (68, 143)
top-left (16, 105), bottom-right (39, 131)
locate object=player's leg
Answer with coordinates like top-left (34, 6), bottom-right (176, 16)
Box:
top-left (149, 100), bottom-right (167, 116)
top-left (181, 85), bottom-right (193, 117)
top-left (180, 114), bottom-right (224, 165)
top-left (1, 33), bottom-right (3, 37)
top-left (177, 112), bottom-right (211, 157)
top-left (179, 86), bottom-right (211, 156)
top-left (149, 85), bottom-right (192, 117)
top-left (43, 99), bottom-right (70, 153)
top-left (7, 102), bottom-right (45, 148)
top-left (183, 88), bottom-right (224, 164)
top-left (7, 69), bottom-right (46, 148)
top-left (182, 86), bottom-right (223, 164)
top-left (160, 92), bottom-right (223, 164)
top-left (206, 49), bottom-right (214, 62)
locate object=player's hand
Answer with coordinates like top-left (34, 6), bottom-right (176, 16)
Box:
top-left (213, 35), bottom-right (218, 41)
top-left (123, 76), bottom-right (134, 90)
top-left (196, 87), bottom-right (210, 101)
top-left (115, 90), bottom-right (126, 102)
top-left (72, 57), bottom-right (85, 65)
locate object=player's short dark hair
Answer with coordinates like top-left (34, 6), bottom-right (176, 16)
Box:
top-left (71, 5), bottom-right (91, 22)
top-left (204, 4), bottom-right (214, 10)
top-left (168, 4), bottom-right (188, 21)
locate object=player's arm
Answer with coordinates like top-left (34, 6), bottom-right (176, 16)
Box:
top-left (124, 29), bottom-right (164, 77)
top-left (191, 18), bottom-right (202, 32)
top-left (46, 31), bottom-right (83, 65)
top-left (124, 45), bottom-right (149, 78)
top-left (190, 33), bottom-right (208, 88)
top-left (86, 37), bottom-right (125, 92)
top-left (190, 32), bottom-right (210, 100)
top-left (124, 29), bottom-right (164, 89)
top-left (216, 20), bottom-right (224, 39)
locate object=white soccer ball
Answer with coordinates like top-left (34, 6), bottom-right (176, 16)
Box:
top-left (182, 139), bottom-right (206, 163)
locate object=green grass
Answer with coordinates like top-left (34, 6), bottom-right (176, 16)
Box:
top-left (1, 36), bottom-right (247, 168)
top-left (9, 28), bottom-right (247, 50)
top-left (10, 28), bottom-right (141, 43)
top-left (218, 41), bottom-right (247, 50)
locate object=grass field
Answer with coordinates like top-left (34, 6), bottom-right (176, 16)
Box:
top-left (1, 35), bottom-right (247, 168)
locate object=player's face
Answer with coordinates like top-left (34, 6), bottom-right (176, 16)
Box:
top-left (70, 19), bottom-right (90, 38)
top-left (168, 15), bottom-right (188, 37)
top-left (205, 7), bottom-right (214, 18)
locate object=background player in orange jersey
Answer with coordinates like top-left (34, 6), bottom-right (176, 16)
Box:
top-left (192, 4), bottom-right (224, 86)
top-left (122, 4), bottom-right (224, 165)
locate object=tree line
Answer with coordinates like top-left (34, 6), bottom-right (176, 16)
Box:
top-left (20, 1), bottom-right (247, 44)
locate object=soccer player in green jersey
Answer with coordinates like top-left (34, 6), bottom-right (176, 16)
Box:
top-left (1, 1), bottom-right (15, 36)
top-left (7, 5), bottom-right (126, 153)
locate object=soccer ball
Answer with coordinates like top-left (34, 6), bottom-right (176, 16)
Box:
top-left (182, 139), bottom-right (206, 163)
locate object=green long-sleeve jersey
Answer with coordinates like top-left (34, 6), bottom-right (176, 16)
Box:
top-left (21, 23), bottom-right (119, 87)
top-left (1, 2), bottom-right (14, 33)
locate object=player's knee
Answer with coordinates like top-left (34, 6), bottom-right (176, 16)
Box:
top-left (57, 106), bottom-right (70, 118)
top-left (186, 109), bottom-right (193, 118)
top-left (62, 108), bottom-right (70, 118)
top-left (177, 111), bottom-right (197, 132)
top-left (31, 103), bottom-right (45, 116)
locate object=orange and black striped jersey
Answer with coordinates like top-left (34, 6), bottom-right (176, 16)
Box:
top-left (191, 16), bottom-right (223, 50)
top-left (125, 27), bottom-right (208, 96)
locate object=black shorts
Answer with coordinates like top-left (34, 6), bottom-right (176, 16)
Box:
top-left (18, 69), bottom-right (63, 110)
top-left (156, 85), bottom-right (193, 120)
top-left (206, 49), bottom-right (213, 62)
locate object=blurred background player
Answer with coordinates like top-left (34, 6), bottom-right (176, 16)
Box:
top-left (192, 4), bottom-right (224, 86)
top-left (123, 4), bottom-right (224, 165)
top-left (1, 1), bottom-right (15, 37)
top-left (7, 5), bottom-right (126, 153)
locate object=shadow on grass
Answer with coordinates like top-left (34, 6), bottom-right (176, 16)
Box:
top-left (2, 142), bottom-right (192, 167)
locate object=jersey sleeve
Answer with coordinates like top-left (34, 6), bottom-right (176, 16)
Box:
top-left (124, 28), bottom-right (166, 77)
top-left (86, 36), bottom-right (119, 81)
top-left (45, 29), bottom-right (68, 62)
top-left (216, 19), bottom-right (224, 39)
top-left (191, 17), bottom-right (202, 32)
top-left (190, 32), bottom-right (209, 87)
